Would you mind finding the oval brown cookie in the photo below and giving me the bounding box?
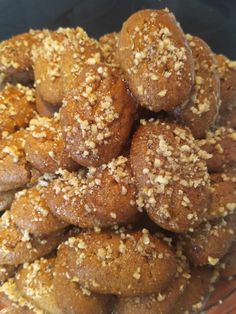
[0,211,66,266]
[0,84,36,139]
[58,230,177,296]
[216,54,236,107]
[99,32,119,65]
[61,31,102,97]
[198,127,236,173]
[175,267,218,314]
[60,64,136,167]
[0,278,39,313]
[11,185,68,236]
[130,120,210,233]
[46,157,139,228]
[207,172,236,220]
[0,30,47,86]
[33,28,87,107]
[216,54,236,129]
[54,249,111,314]
[181,212,236,266]
[24,115,77,174]
[173,35,220,139]
[118,9,194,112]
[0,130,31,192]
[114,247,190,314]
[15,258,62,314]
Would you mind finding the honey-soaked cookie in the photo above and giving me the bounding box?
[0,265,15,284]
[46,157,139,228]
[216,54,236,107]
[221,241,236,279]
[0,278,40,313]
[33,28,86,107]
[175,267,218,314]
[118,9,194,112]
[10,185,68,236]
[35,89,58,118]
[0,211,66,266]
[130,120,210,233]
[61,32,102,97]
[45,169,88,226]
[181,212,236,266]
[0,30,48,86]
[24,115,77,174]
[15,258,62,314]
[207,172,236,220]
[0,84,36,138]
[0,130,31,192]
[84,156,139,226]
[54,248,111,314]
[114,274,188,314]
[216,54,236,129]
[173,35,220,139]
[59,230,177,296]
[99,32,119,65]
[114,247,190,314]
[0,190,17,212]
[60,64,136,167]
[198,127,236,173]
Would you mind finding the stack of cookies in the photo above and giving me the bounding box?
[0,8,235,314]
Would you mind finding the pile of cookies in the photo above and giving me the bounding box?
[0,8,235,314]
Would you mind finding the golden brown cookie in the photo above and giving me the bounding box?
[46,157,139,228]
[216,54,236,107]
[61,31,102,97]
[0,211,66,266]
[0,84,36,139]
[114,247,190,314]
[0,278,39,313]
[175,267,218,314]
[0,30,47,86]
[130,120,210,233]
[181,212,236,266]
[198,127,236,173]
[207,172,236,220]
[10,185,68,236]
[0,130,31,192]
[24,115,77,174]
[173,35,220,138]
[54,248,111,314]
[60,64,136,167]
[216,54,236,129]
[118,9,194,112]
[114,274,187,314]
[33,28,85,106]
[84,157,139,226]
[15,258,62,314]
[59,230,177,296]
[99,32,119,65]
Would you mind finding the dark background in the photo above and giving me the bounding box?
[0,0,236,58]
